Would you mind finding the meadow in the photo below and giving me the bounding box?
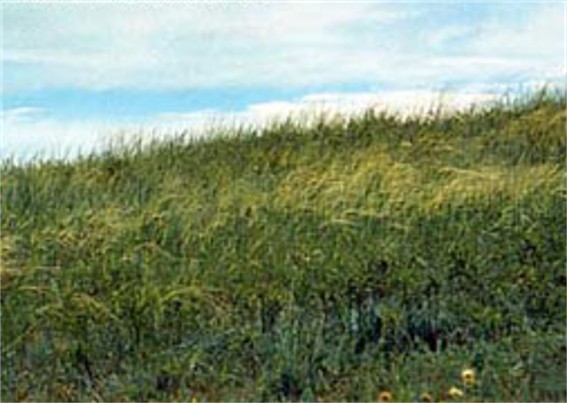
[1,91,565,402]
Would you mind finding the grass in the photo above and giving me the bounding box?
[1,90,566,402]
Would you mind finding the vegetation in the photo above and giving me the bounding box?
[1,91,565,402]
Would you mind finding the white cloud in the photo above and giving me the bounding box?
[1,108,139,161]
[3,3,411,91]
[425,26,475,49]
[3,3,562,92]
[2,107,46,123]
[472,5,563,58]
[469,4,564,77]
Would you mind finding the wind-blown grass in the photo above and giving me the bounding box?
[1,91,565,401]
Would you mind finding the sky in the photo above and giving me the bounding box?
[1,1,565,161]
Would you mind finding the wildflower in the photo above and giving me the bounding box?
[377,390,393,402]
[191,397,197,403]
[461,368,476,386]
[448,386,464,398]
[420,391,433,402]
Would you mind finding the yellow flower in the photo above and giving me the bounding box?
[461,368,476,386]
[377,390,393,402]
[191,397,197,403]
[448,386,464,398]
[420,392,433,402]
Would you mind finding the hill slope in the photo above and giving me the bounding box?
[1,92,566,401]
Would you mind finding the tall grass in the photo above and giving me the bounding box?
[1,91,565,401]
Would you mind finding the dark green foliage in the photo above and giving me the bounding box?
[1,92,565,401]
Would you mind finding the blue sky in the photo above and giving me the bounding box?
[2,1,564,160]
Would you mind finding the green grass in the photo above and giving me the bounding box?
[1,91,566,402]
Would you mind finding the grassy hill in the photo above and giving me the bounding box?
[1,91,565,402]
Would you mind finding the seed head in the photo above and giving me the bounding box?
[420,391,433,402]
[448,386,464,398]
[377,390,393,402]
[461,368,476,386]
